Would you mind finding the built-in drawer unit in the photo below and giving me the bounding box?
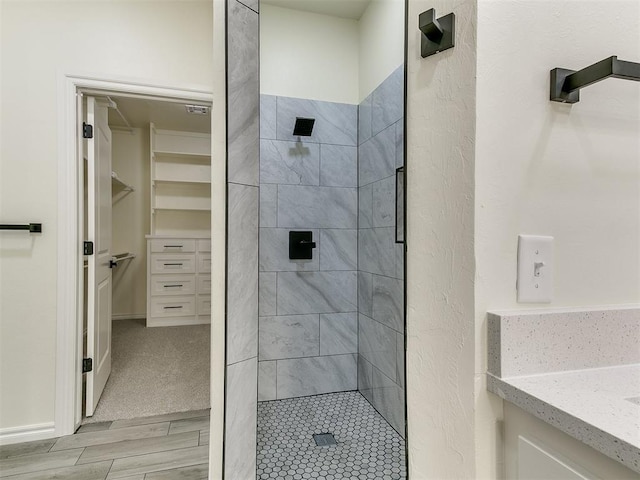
[147,236,212,327]
[197,296,211,315]
[197,254,211,274]
[150,239,196,253]
[150,254,196,274]
[150,275,196,296]
[197,239,211,252]
[197,276,211,295]
[149,296,196,318]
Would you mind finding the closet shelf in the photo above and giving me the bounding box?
[153,178,211,185]
[111,172,135,204]
[152,207,211,212]
[153,151,210,160]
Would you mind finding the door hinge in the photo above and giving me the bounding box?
[83,122,93,139]
[83,241,94,255]
[82,358,93,373]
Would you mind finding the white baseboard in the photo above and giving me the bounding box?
[112,314,146,321]
[0,422,56,445]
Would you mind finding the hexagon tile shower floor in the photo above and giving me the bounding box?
[257,391,407,480]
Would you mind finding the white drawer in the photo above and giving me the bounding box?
[197,296,211,315]
[150,275,195,296]
[197,254,211,273]
[197,275,211,295]
[150,296,195,317]
[150,239,196,253]
[151,254,195,274]
[197,239,211,252]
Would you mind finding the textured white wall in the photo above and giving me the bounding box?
[111,129,150,319]
[260,4,359,104]
[0,0,212,431]
[358,0,405,101]
[405,0,477,477]
[475,1,640,476]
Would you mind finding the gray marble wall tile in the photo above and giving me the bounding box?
[358,94,373,145]
[278,185,357,229]
[359,124,396,186]
[396,332,405,389]
[224,357,257,479]
[359,314,397,381]
[358,355,374,404]
[259,314,319,360]
[319,144,357,187]
[276,97,357,146]
[259,272,276,316]
[277,354,357,399]
[319,229,357,271]
[237,0,259,12]
[260,139,320,186]
[372,175,396,228]
[260,95,276,139]
[258,361,276,401]
[227,183,258,365]
[372,275,404,332]
[320,312,357,355]
[372,66,404,136]
[277,271,357,315]
[358,227,396,277]
[227,0,259,186]
[395,119,404,168]
[358,183,373,229]
[371,367,405,437]
[260,228,319,272]
[260,184,277,228]
[357,271,373,317]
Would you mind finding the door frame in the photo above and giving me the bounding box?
[55,73,221,442]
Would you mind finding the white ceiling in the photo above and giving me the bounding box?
[107,96,210,134]
[262,0,371,20]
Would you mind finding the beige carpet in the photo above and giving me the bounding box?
[84,319,210,424]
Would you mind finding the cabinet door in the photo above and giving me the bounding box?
[518,437,598,480]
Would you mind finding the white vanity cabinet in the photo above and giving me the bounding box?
[504,403,639,480]
[146,236,211,327]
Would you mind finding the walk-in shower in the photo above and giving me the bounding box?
[254,1,407,478]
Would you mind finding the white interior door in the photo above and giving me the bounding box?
[85,96,113,417]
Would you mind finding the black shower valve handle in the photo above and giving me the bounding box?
[299,240,316,248]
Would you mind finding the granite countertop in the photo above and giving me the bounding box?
[488,364,640,473]
[487,307,640,474]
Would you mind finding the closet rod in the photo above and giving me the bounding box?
[550,56,640,103]
[0,223,42,233]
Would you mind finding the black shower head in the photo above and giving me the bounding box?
[293,117,315,136]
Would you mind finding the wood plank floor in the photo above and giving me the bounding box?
[0,410,210,479]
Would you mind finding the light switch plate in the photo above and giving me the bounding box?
[517,235,554,303]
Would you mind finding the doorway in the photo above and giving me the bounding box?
[56,75,215,436]
[77,89,213,426]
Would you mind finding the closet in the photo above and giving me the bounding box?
[82,94,212,421]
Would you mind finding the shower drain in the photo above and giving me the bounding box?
[313,433,337,447]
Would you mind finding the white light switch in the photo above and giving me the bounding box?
[517,235,554,303]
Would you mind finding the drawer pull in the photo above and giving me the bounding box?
[163,284,184,288]
[163,263,183,266]
[164,245,183,248]
[163,305,183,309]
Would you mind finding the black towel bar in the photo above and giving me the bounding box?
[0,223,42,233]
[550,56,640,103]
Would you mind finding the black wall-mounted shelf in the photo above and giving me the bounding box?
[550,56,640,103]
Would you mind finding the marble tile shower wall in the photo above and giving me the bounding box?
[258,94,359,401]
[357,66,405,438]
[225,0,259,478]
